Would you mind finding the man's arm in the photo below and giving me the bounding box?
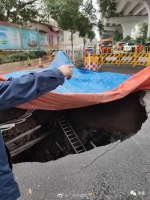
[0,67,69,110]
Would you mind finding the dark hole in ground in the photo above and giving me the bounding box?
[1,91,147,163]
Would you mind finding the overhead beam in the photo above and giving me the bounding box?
[132,4,145,15]
[117,1,127,13]
[141,8,148,15]
[123,2,138,15]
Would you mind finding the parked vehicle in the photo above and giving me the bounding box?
[136,43,143,52]
[115,42,125,51]
[100,38,113,53]
[124,42,136,52]
[145,42,150,52]
[84,46,94,54]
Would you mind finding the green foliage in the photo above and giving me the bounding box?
[46,0,82,31]
[86,29,95,41]
[97,20,104,35]
[46,0,83,48]
[77,13,91,44]
[81,0,97,24]
[0,50,46,64]
[139,22,148,39]
[78,0,96,44]
[111,31,123,43]
[135,22,148,45]
[98,0,118,19]
[123,35,132,43]
[146,37,150,42]
[46,0,96,47]
[135,36,145,45]
[0,0,46,24]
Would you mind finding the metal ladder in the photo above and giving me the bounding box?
[58,116,86,154]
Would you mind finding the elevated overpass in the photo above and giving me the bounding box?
[101,0,150,38]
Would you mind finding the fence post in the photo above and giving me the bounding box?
[148,52,150,66]
[81,45,84,61]
[88,52,91,70]
[133,49,137,67]
[72,48,75,63]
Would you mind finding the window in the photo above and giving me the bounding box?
[39,32,49,45]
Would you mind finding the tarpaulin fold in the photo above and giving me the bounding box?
[1,50,150,110]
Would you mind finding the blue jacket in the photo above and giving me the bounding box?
[0,68,64,200]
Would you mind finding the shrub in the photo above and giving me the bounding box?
[0,50,47,64]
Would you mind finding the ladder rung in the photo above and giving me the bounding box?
[65,131,73,133]
[74,145,83,149]
[69,137,77,141]
[68,135,77,139]
[63,127,72,130]
[58,116,86,153]
[67,133,75,137]
[72,141,81,145]
[77,150,85,153]
[61,123,69,127]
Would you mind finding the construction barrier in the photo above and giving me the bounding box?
[84,51,150,68]
[38,57,43,68]
[49,49,59,59]
[101,53,120,66]
[27,57,31,67]
[119,52,135,65]
[84,54,98,71]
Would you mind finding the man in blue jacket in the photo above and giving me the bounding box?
[0,65,73,200]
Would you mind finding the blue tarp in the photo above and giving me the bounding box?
[4,50,132,94]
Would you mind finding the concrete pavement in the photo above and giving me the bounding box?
[13,92,150,200]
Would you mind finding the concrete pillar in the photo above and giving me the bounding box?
[144,0,150,38]
[121,23,135,38]
[108,16,147,39]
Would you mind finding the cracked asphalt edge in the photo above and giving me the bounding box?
[74,141,121,174]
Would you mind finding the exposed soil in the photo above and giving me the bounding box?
[9,91,147,164]
[65,92,146,135]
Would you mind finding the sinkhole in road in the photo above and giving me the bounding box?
[2,91,146,164]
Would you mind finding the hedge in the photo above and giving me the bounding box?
[0,50,47,64]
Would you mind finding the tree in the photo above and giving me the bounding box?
[0,0,45,24]
[78,0,96,45]
[87,29,95,41]
[135,36,145,45]
[77,13,92,45]
[123,35,132,43]
[139,22,148,39]
[147,37,150,42]
[98,0,118,19]
[81,0,97,24]
[135,22,148,45]
[97,20,104,36]
[111,31,123,43]
[45,0,83,50]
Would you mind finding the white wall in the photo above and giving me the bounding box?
[61,31,90,45]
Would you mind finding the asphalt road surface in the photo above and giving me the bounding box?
[13,92,150,200]
[99,64,145,74]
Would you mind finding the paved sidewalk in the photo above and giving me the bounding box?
[0,58,52,75]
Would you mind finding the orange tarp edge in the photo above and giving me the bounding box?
[1,67,150,110]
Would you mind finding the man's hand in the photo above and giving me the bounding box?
[58,65,74,80]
